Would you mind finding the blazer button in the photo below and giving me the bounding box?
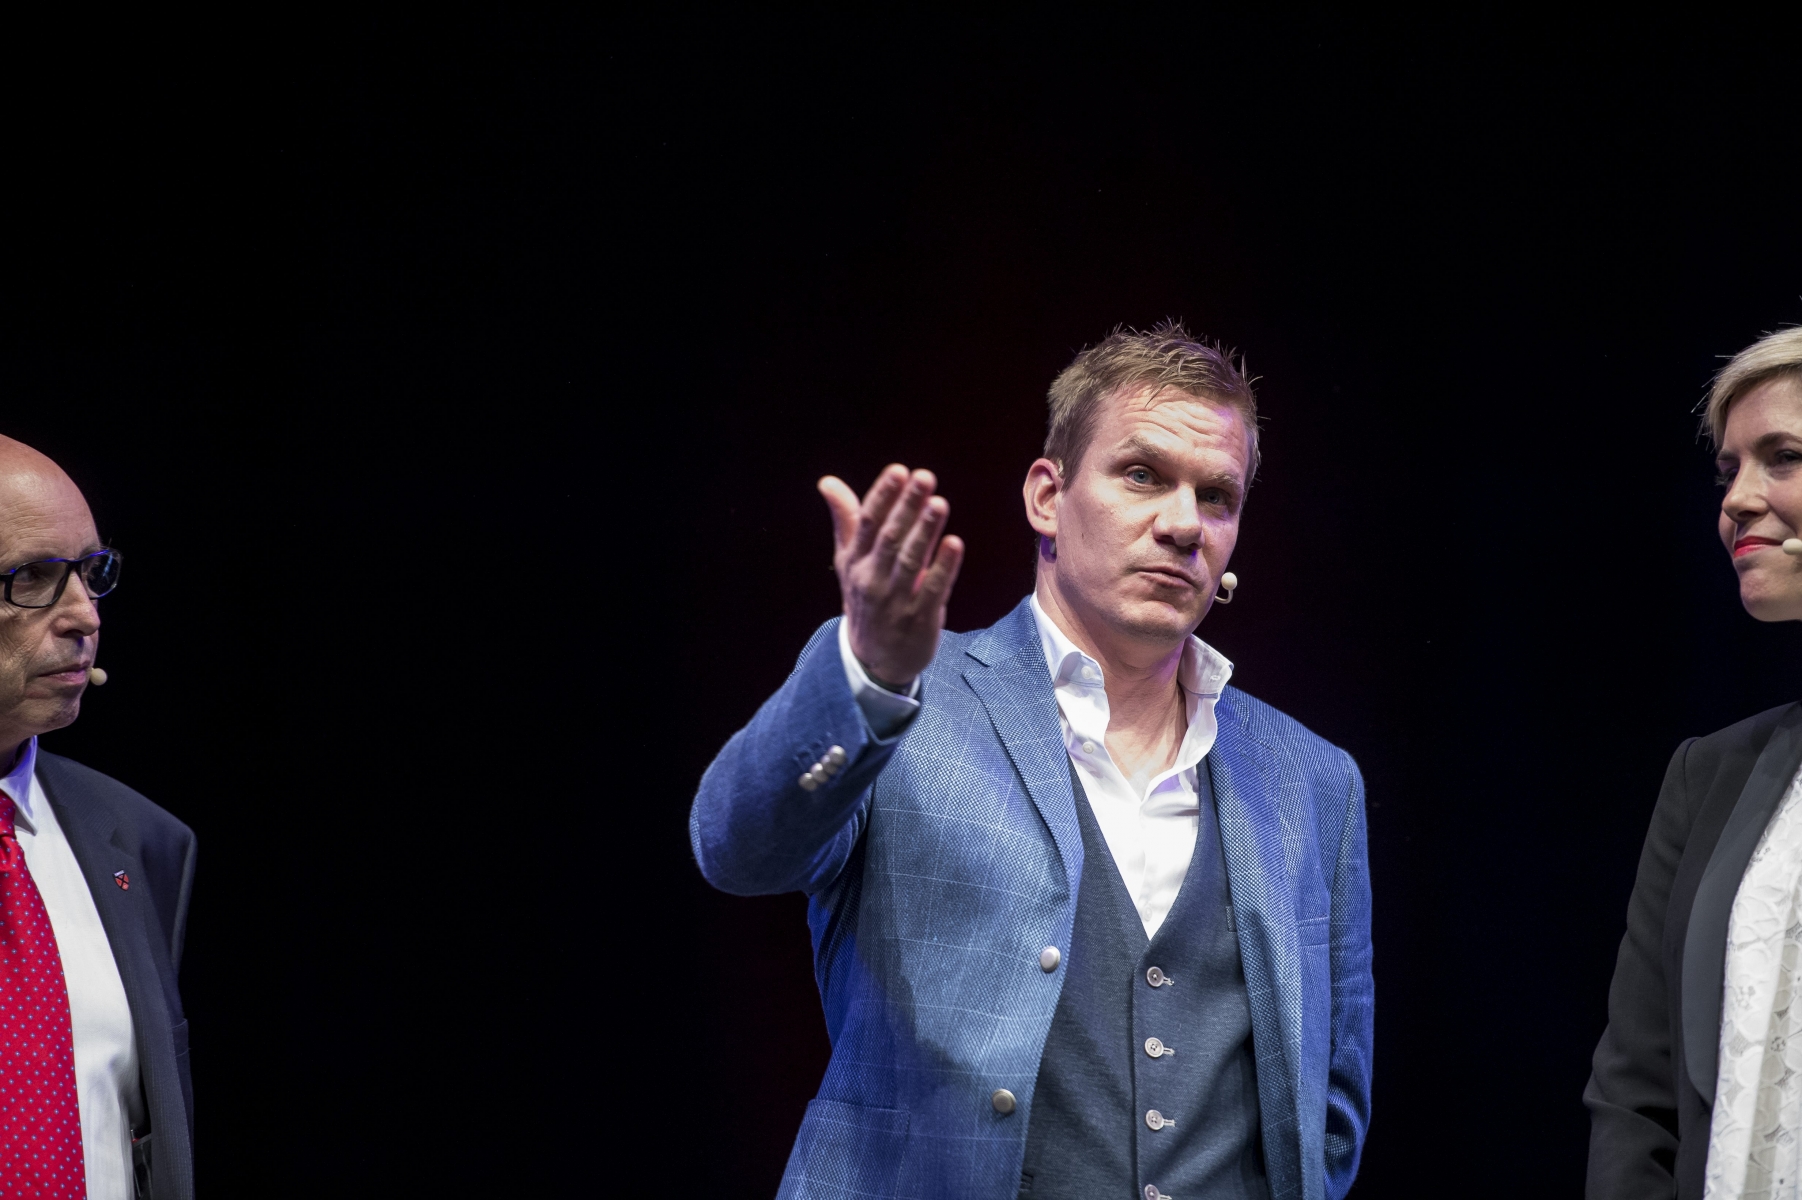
[797,772,819,792]
[1038,946,1061,972]
[990,1089,1016,1115]
[824,745,847,768]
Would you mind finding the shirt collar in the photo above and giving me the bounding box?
[0,736,37,828]
[1029,592,1233,699]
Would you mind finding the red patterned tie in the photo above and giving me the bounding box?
[0,789,87,1198]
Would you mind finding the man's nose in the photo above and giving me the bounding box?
[1156,487,1205,548]
[52,576,101,636]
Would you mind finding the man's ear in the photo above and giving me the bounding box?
[1023,458,1062,541]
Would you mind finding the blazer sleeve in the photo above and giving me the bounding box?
[1584,737,1697,1198]
[689,618,904,896]
[168,822,198,973]
[1324,749,1374,1200]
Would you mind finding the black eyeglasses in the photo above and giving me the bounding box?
[0,549,123,609]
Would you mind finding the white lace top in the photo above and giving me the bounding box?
[1707,764,1802,1199]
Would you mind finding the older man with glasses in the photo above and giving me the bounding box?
[0,435,194,1200]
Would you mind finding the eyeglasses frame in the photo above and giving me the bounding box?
[0,549,124,610]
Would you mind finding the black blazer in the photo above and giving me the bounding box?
[1586,701,1802,1199]
[36,750,197,1200]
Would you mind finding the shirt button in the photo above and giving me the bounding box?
[1145,1109,1169,1131]
[1082,666,1099,681]
[1039,946,1061,972]
[991,1089,1017,1115]
[1081,740,1097,755]
[1146,966,1169,987]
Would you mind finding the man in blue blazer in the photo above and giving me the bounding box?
[692,323,1373,1200]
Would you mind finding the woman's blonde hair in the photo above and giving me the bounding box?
[1703,326,1802,448]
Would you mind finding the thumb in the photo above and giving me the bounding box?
[818,476,860,552]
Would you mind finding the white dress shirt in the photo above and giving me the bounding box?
[3,738,142,1200]
[1707,762,1802,1199]
[839,596,1234,937]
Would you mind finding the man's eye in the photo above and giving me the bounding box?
[1716,468,1738,488]
[1127,469,1153,485]
[1201,489,1227,506]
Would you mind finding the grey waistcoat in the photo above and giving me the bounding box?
[1019,761,1268,1200]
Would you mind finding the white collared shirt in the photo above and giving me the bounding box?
[2,738,141,1200]
[838,599,1234,937]
[1029,594,1232,937]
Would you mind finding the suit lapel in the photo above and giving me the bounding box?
[36,759,192,1177]
[961,600,1084,899]
[1208,693,1304,1188]
[1682,704,1802,1103]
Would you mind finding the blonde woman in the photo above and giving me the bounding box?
[1587,326,1802,1199]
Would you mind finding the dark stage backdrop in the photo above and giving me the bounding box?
[3,11,1800,1199]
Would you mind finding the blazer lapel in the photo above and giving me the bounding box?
[961,600,1084,899]
[1208,693,1305,1190]
[1682,703,1802,1103]
[37,763,193,1184]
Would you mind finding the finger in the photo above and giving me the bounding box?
[894,495,948,580]
[818,476,861,553]
[920,533,965,603]
[852,464,910,558]
[872,469,936,575]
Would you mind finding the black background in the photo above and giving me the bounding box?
[5,11,1801,1198]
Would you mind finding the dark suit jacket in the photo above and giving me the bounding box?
[1586,701,1802,1199]
[36,750,197,1200]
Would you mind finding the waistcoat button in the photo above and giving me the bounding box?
[1145,1109,1171,1131]
[991,1088,1017,1114]
[1146,966,1171,987]
[1039,946,1061,972]
[1144,1037,1169,1058]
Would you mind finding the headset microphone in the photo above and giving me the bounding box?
[86,667,107,687]
[1785,540,1802,557]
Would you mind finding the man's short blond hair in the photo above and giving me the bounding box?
[1045,320,1260,478]
[1703,326,1802,448]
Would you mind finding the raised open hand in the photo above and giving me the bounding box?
[819,464,965,689]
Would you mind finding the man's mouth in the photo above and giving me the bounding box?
[1136,566,1199,589]
[1734,535,1784,558]
[36,663,90,682]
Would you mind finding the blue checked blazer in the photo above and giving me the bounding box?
[691,598,1374,1200]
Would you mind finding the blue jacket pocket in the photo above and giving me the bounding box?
[780,1099,911,1199]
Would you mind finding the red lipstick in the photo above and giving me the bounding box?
[1734,536,1783,558]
